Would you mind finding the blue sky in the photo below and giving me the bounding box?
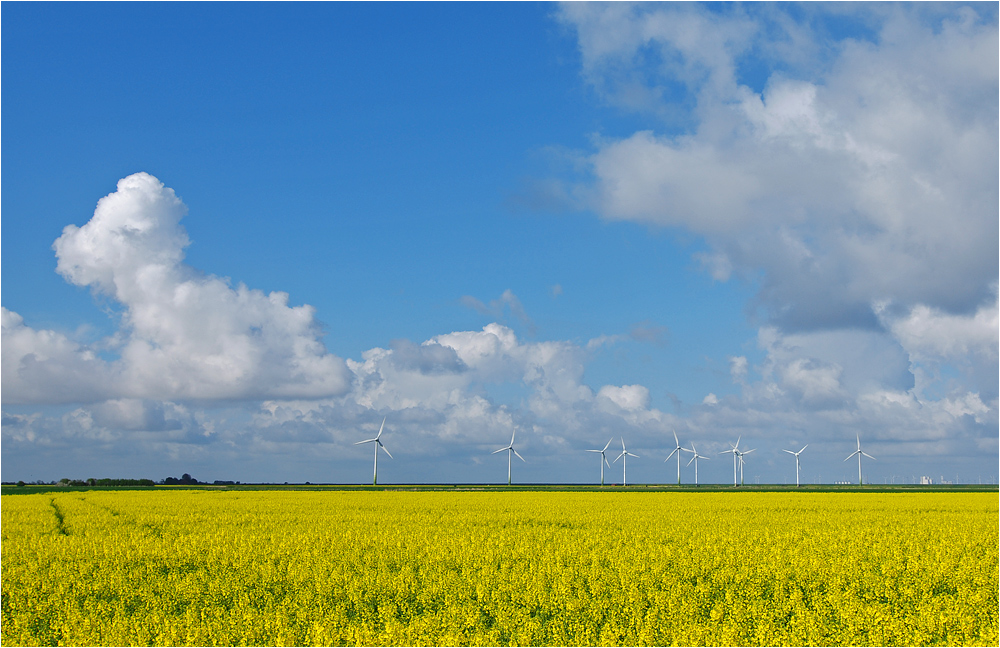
[3,2,997,486]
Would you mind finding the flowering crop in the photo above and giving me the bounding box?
[2,490,996,646]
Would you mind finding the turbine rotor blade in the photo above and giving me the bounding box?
[492,447,507,455]
[800,445,808,453]
[666,448,678,461]
[783,449,795,455]
[862,452,875,460]
[513,449,525,462]
[379,443,393,459]
[603,438,613,452]
[376,417,386,439]
[355,438,377,445]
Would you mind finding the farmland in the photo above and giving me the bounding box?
[2,490,996,646]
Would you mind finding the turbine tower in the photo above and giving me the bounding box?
[665,430,684,485]
[684,443,710,486]
[585,438,614,486]
[492,429,525,486]
[844,435,875,485]
[354,417,392,486]
[613,437,639,486]
[782,445,808,487]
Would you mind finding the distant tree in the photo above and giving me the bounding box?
[165,474,198,485]
[16,481,25,487]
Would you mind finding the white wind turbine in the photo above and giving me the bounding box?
[613,437,639,486]
[720,436,742,486]
[354,417,392,486]
[585,438,614,486]
[782,444,808,487]
[844,434,875,485]
[684,443,710,486]
[492,429,525,486]
[665,430,684,485]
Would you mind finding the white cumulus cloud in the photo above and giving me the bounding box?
[3,173,351,405]
[558,4,998,332]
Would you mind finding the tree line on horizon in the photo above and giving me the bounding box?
[4,473,241,487]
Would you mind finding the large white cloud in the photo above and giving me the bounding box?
[558,4,998,331]
[3,173,351,404]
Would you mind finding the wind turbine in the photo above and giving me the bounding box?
[684,443,710,486]
[613,438,639,486]
[492,429,525,486]
[844,434,875,485]
[585,438,614,486]
[354,417,392,486]
[665,430,684,485]
[720,437,742,486]
[782,445,808,487]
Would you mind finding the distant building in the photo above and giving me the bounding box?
[920,476,933,485]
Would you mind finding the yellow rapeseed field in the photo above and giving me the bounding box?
[1,490,996,646]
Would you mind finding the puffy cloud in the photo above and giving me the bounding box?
[597,384,651,412]
[875,295,999,402]
[729,356,748,384]
[248,323,673,459]
[875,297,999,364]
[557,4,998,331]
[3,173,351,405]
[2,308,113,404]
[89,399,191,433]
